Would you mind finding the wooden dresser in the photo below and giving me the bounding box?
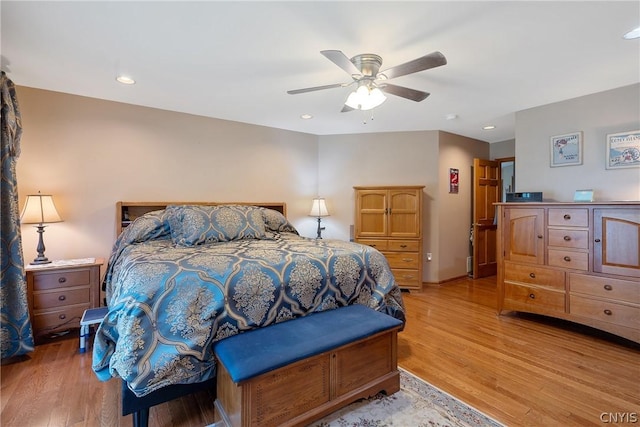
[354,186,424,291]
[496,202,639,343]
[26,259,103,342]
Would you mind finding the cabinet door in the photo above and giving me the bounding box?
[355,189,388,237]
[388,189,421,238]
[503,208,545,264]
[594,208,640,278]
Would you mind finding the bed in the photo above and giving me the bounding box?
[91,202,406,418]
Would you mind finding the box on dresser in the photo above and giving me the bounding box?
[496,202,639,343]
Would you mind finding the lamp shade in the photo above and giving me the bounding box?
[309,198,329,217]
[20,193,62,224]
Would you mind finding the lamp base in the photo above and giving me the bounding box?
[31,256,51,265]
[31,224,51,264]
[315,217,325,239]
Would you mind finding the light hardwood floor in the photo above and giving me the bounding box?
[2,276,638,426]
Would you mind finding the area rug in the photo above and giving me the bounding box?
[309,368,504,427]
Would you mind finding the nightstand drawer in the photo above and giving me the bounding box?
[548,249,588,271]
[32,305,89,333]
[504,262,565,290]
[387,240,420,252]
[33,269,91,291]
[384,252,419,269]
[33,288,90,310]
[548,208,588,227]
[548,229,589,249]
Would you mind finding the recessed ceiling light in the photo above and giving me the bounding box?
[483,125,496,130]
[300,114,313,119]
[623,26,640,40]
[116,75,136,85]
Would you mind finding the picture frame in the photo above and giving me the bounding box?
[606,130,640,169]
[449,168,459,193]
[550,132,582,167]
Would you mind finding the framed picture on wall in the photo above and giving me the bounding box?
[550,132,583,167]
[606,130,640,169]
[449,168,459,193]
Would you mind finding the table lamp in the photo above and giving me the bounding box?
[309,198,330,239]
[20,192,62,264]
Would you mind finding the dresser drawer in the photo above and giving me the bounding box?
[355,239,388,251]
[504,262,565,290]
[384,252,419,269]
[504,283,565,315]
[33,269,91,291]
[387,240,420,252]
[569,273,640,304]
[548,229,589,249]
[548,208,588,227]
[33,288,90,310]
[391,268,420,288]
[32,304,89,333]
[548,249,588,271]
[570,295,640,328]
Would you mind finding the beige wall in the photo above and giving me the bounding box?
[17,87,319,265]
[18,83,634,285]
[437,132,490,280]
[516,83,640,201]
[318,130,489,283]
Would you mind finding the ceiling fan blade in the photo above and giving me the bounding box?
[379,83,430,102]
[287,83,347,95]
[379,51,447,80]
[321,50,362,77]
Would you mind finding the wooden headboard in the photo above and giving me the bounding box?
[116,201,287,236]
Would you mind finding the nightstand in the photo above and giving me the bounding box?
[25,258,103,342]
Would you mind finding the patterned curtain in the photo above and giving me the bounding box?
[0,71,34,358]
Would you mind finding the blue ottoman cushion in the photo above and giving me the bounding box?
[214,304,402,383]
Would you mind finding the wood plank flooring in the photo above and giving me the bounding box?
[2,276,638,426]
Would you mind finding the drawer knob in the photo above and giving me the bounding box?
[604,284,613,291]
[537,235,543,239]
[563,256,571,262]
[369,244,376,247]
[563,214,571,220]
[529,273,536,279]
[402,258,413,262]
[58,295,66,301]
[604,309,612,316]
[58,277,67,283]
[400,244,407,248]
[594,238,601,243]
[563,235,571,241]
[59,314,66,320]
[529,293,535,299]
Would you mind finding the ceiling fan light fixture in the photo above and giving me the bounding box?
[345,85,387,111]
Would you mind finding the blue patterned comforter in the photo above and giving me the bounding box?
[92,207,405,397]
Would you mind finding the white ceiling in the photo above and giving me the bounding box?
[2,1,639,143]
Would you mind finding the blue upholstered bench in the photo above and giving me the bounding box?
[214,304,403,427]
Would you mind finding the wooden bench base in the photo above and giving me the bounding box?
[215,328,400,427]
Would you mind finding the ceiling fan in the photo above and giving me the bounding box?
[287,50,447,112]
